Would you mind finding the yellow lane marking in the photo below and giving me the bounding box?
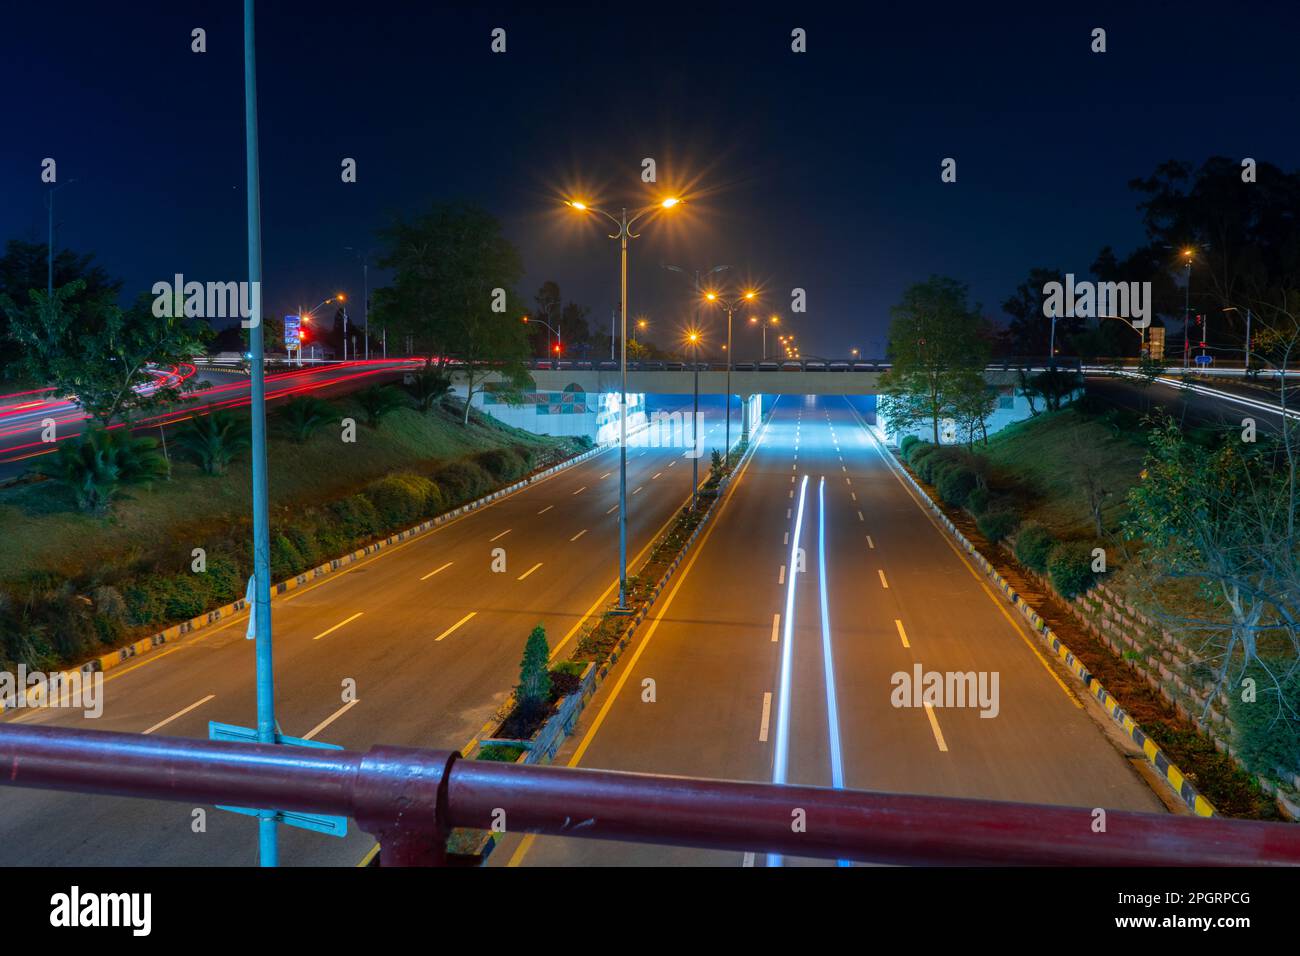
[895,619,911,648]
[311,612,364,642]
[435,612,478,642]
[517,562,543,581]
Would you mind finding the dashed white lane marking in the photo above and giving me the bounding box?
[789,489,794,499]
[606,504,618,514]
[570,529,588,542]
[857,511,865,522]
[518,562,544,581]
[143,695,215,735]
[536,505,553,515]
[490,529,511,542]
[759,692,773,742]
[304,699,360,741]
[633,486,643,495]
[923,702,949,752]
[652,472,662,480]
[435,611,478,642]
[787,508,792,519]
[421,561,454,581]
[895,619,910,648]
[878,570,889,589]
[771,613,781,643]
[778,565,786,585]
[599,472,612,479]
[850,492,857,501]
[783,532,789,545]
[866,535,874,549]
[572,486,587,495]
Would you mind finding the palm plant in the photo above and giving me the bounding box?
[280,396,337,443]
[36,428,169,514]
[355,384,408,428]
[406,367,452,414]
[173,410,251,476]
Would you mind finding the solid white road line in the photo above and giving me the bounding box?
[570,529,588,542]
[435,611,477,642]
[895,619,910,648]
[758,692,773,742]
[490,529,511,542]
[312,611,364,642]
[420,561,453,581]
[518,562,543,580]
[142,695,215,735]
[923,702,949,752]
[304,699,360,740]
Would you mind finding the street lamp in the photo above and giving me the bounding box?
[704,288,757,464]
[302,294,345,362]
[1223,306,1253,372]
[345,247,379,358]
[684,328,703,509]
[522,314,561,360]
[748,313,779,360]
[566,194,683,610]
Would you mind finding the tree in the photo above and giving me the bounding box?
[517,624,551,714]
[947,369,997,447]
[35,428,168,514]
[173,410,251,476]
[1,282,207,424]
[1026,368,1081,412]
[1124,414,1300,724]
[878,276,990,444]
[1001,267,1080,356]
[280,396,336,443]
[372,203,532,422]
[0,240,122,381]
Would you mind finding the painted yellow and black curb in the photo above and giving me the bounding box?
[851,410,1216,817]
[0,441,613,714]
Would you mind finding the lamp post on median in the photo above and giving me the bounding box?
[705,288,757,465]
[750,313,779,360]
[566,195,683,610]
[684,328,703,508]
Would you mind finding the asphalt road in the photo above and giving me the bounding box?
[0,397,731,866]
[501,395,1164,867]
[1086,372,1298,435]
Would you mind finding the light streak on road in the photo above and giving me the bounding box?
[816,477,849,867]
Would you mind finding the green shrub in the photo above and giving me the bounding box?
[475,447,525,482]
[367,473,436,529]
[1014,523,1055,573]
[435,460,492,504]
[918,450,959,484]
[906,441,936,465]
[937,465,977,507]
[977,509,1018,544]
[1047,541,1097,597]
[270,533,305,580]
[899,435,920,457]
[476,744,526,763]
[1227,659,1300,777]
[517,624,552,713]
[965,486,990,515]
[284,528,321,570]
[328,494,382,541]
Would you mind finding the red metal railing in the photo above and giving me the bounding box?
[2,724,1298,866]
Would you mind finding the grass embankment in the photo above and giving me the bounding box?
[0,392,586,671]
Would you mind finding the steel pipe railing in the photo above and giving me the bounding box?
[1,724,1297,866]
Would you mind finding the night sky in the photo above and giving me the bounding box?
[4,1,1298,358]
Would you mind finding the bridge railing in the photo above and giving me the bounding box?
[2,725,1297,866]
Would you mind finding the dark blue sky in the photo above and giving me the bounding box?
[4,1,1298,358]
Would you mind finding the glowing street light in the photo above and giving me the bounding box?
[703,288,759,463]
[565,193,684,609]
[683,327,704,508]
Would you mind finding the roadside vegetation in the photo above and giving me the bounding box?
[0,388,588,673]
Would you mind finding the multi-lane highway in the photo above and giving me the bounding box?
[0,398,731,865]
[501,395,1164,867]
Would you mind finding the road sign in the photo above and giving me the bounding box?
[283,314,301,348]
[207,721,348,837]
[1194,354,1214,367]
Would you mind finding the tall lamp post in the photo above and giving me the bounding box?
[684,329,703,508]
[750,313,779,359]
[1223,306,1253,372]
[45,178,78,297]
[345,247,378,358]
[566,195,682,610]
[1180,246,1196,370]
[705,289,757,464]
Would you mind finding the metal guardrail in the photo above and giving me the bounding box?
[1,725,1297,866]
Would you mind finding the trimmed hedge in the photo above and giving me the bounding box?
[1014,523,1056,573]
[965,486,990,515]
[898,435,920,458]
[937,465,977,507]
[977,509,1019,544]
[367,472,438,529]
[1227,658,1300,777]
[1047,540,1096,597]
[435,460,492,505]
